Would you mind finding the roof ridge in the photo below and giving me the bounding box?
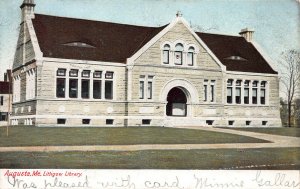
[34,13,166,29]
[196,31,243,38]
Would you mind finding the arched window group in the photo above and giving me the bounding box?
[161,42,197,66]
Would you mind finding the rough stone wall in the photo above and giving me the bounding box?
[33,61,127,126]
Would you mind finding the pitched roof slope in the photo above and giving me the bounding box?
[197,32,277,74]
[32,14,167,63]
[32,14,277,74]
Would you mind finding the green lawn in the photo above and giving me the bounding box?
[1,148,299,169]
[223,127,300,137]
[0,126,269,147]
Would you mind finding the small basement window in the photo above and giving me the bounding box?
[262,121,268,126]
[106,119,114,125]
[57,119,66,124]
[246,121,251,126]
[142,119,151,125]
[82,119,90,125]
[206,120,214,125]
[228,120,234,126]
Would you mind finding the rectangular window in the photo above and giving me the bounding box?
[228,120,234,126]
[0,113,7,121]
[69,69,78,77]
[206,120,214,125]
[56,78,66,98]
[244,80,250,87]
[262,121,268,126]
[204,85,207,102]
[236,88,241,104]
[0,96,3,106]
[253,81,258,87]
[81,79,90,99]
[227,87,232,103]
[252,88,257,104]
[105,72,114,79]
[93,80,101,99]
[82,70,90,78]
[187,52,194,66]
[82,119,90,125]
[69,79,78,98]
[147,81,152,99]
[210,85,214,102]
[261,89,265,105]
[210,81,215,102]
[57,119,66,124]
[142,119,151,125]
[163,50,169,64]
[57,69,66,76]
[174,51,182,65]
[227,79,233,86]
[244,88,249,104]
[93,71,102,78]
[139,81,144,99]
[105,81,113,99]
[246,121,251,126]
[106,119,114,125]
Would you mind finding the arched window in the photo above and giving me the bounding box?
[187,46,195,66]
[163,44,170,64]
[174,43,184,65]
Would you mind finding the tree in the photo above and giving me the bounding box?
[280,50,300,127]
[280,98,288,126]
[294,99,300,127]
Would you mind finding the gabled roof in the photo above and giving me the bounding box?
[0,82,12,94]
[32,14,277,74]
[196,32,277,74]
[32,14,167,63]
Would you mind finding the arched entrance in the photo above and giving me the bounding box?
[160,79,199,117]
[166,87,187,116]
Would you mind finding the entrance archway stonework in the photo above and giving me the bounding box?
[160,79,199,117]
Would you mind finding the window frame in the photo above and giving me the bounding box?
[69,69,78,77]
[174,43,184,65]
[162,44,170,64]
[187,46,195,66]
[0,96,3,106]
[82,70,90,78]
[69,79,78,98]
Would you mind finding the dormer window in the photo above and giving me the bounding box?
[163,44,170,64]
[62,42,95,48]
[174,43,184,65]
[225,56,247,61]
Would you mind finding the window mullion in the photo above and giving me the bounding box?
[65,69,69,99]
[101,72,105,99]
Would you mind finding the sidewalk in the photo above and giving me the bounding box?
[0,127,299,152]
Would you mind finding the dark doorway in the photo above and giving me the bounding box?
[166,87,187,116]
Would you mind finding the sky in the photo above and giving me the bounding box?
[0,0,299,80]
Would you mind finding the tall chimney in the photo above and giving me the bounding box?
[20,0,35,21]
[239,28,254,42]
